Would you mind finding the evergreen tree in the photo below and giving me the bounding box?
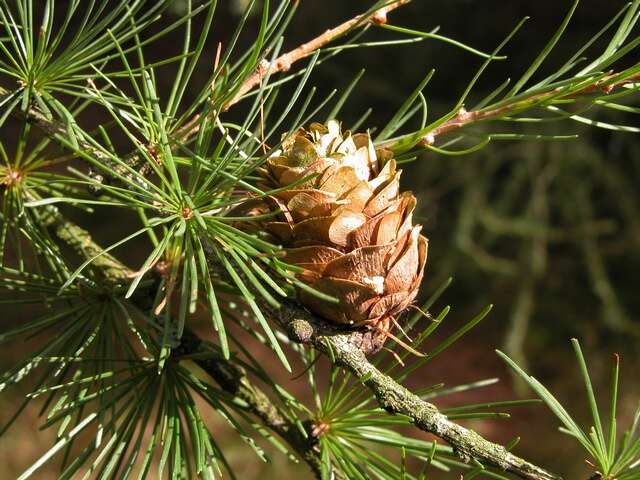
[1,1,638,478]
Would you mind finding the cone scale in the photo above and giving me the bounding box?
[256,121,428,353]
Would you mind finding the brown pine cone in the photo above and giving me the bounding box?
[255,121,428,353]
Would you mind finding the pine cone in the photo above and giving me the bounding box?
[257,121,428,353]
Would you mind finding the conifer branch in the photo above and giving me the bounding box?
[0,86,150,190]
[6,61,631,480]
[36,205,338,479]
[5,66,638,195]
[223,0,410,110]
[400,70,640,148]
[8,86,560,480]
[39,199,557,479]
[177,330,340,480]
[39,205,133,283]
[3,2,638,478]
[2,1,411,189]
[258,298,561,480]
[201,247,559,480]
[175,0,410,142]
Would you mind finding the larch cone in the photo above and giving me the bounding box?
[253,121,428,354]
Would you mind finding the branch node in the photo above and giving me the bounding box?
[257,58,270,75]
[372,10,389,25]
[420,133,435,146]
[275,57,292,72]
[287,318,314,343]
[457,107,471,122]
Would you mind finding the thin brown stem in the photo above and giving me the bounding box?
[174,0,410,142]
[223,0,410,111]
[406,71,640,148]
